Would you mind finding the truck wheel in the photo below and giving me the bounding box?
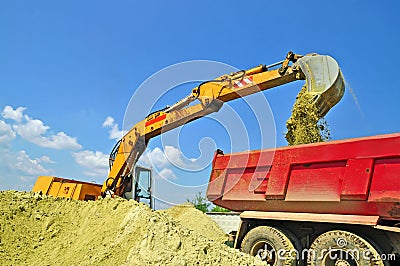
[307,230,385,266]
[241,226,298,265]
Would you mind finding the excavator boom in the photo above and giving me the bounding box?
[32,52,345,202]
[102,52,345,198]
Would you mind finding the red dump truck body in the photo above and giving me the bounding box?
[207,133,400,221]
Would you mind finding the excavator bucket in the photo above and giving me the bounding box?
[296,54,345,117]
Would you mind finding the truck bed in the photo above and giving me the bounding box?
[207,133,400,220]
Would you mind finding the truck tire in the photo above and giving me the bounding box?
[241,226,298,265]
[307,230,385,266]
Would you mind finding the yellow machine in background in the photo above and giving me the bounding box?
[32,52,345,207]
[33,166,153,206]
[33,176,102,201]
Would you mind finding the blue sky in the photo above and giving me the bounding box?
[1,1,399,208]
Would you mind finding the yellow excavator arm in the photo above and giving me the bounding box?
[102,52,345,198]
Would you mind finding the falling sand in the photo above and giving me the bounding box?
[285,85,330,145]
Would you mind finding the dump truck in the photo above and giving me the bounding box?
[33,51,344,207]
[207,133,400,265]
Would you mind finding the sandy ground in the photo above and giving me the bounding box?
[0,191,265,265]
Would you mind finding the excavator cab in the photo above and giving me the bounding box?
[129,166,154,209]
[122,166,154,209]
[295,54,345,117]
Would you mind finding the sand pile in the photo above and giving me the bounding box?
[0,191,264,266]
[159,204,227,243]
[285,85,330,145]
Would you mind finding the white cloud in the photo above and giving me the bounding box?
[102,116,114,127]
[38,155,55,164]
[157,168,177,180]
[2,106,26,122]
[13,117,48,137]
[139,147,167,168]
[72,150,109,177]
[0,148,54,190]
[0,120,16,143]
[14,150,51,176]
[138,145,199,182]
[139,145,195,169]
[102,116,124,140]
[2,106,82,150]
[13,121,82,150]
[39,132,81,150]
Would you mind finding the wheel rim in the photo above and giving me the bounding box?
[321,249,359,266]
[250,239,277,264]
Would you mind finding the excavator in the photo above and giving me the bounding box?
[32,52,345,208]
